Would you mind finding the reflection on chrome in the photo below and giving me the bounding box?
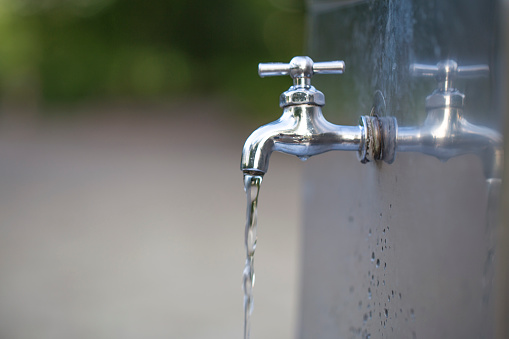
[398,60,503,179]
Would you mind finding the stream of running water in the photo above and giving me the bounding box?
[242,173,263,339]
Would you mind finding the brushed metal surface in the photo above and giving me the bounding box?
[300,0,504,338]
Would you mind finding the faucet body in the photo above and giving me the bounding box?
[397,106,502,158]
[397,108,503,179]
[241,104,362,174]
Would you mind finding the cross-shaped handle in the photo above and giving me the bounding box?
[258,56,345,88]
[410,60,489,91]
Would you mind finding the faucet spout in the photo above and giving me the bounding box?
[241,105,363,174]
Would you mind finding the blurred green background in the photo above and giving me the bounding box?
[0,2,306,338]
[0,0,305,118]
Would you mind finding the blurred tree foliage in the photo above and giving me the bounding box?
[0,0,305,116]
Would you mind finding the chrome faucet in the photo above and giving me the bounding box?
[240,56,395,175]
[397,60,503,179]
[241,57,503,180]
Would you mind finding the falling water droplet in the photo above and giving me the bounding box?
[368,287,372,299]
[384,309,388,318]
[298,156,308,161]
[371,252,375,261]
[376,259,380,267]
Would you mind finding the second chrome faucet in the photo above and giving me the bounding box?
[240,56,503,180]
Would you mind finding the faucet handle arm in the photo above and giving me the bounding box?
[409,63,439,77]
[258,63,291,77]
[312,61,345,74]
[456,64,490,78]
[259,56,344,87]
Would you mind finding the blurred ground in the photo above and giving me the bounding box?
[0,101,302,339]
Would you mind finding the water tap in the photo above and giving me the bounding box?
[398,60,503,179]
[240,56,396,175]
